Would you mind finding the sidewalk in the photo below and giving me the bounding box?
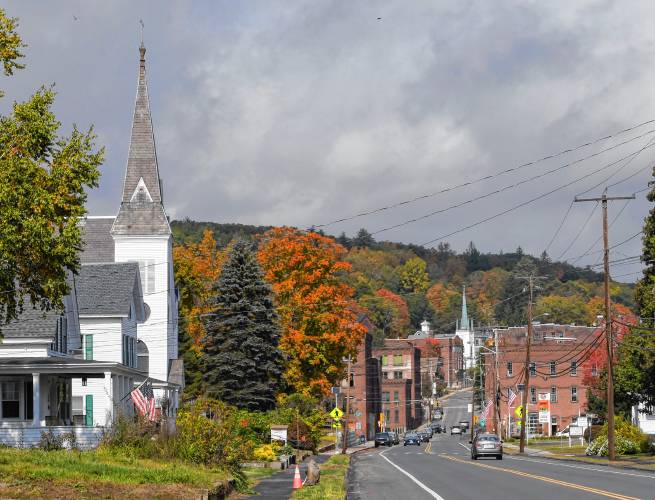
[333,440,375,455]
[246,454,331,500]
[503,443,554,457]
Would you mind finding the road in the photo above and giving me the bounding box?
[348,390,654,499]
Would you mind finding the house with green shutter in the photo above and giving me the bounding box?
[0,268,147,448]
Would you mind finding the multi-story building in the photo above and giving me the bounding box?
[407,321,464,390]
[342,327,381,440]
[484,323,600,437]
[373,340,422,431]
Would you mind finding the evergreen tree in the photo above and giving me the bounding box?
[495,257,538,326]
[352,228,376,248]
[202,240,284,411]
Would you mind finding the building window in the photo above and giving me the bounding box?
[382,391,390,403]
[517,384,525,393]
[383,371,389,380]
[529,362,536,376]
[382,355,389,366]
[571,387,578,403]
[394,371,402,380]
[393,391,399,402]
[131,259,155,294]
[384,409,390,423]
[570,361,577,376]
[1,381,20,419]
[393,354,403,366]
[591,364,598,376]
[394,409,399,423]
[530,386,536,404]
[550,361,556,376]
[507,361,513,376]
[84,334,93,361]
[550,386,557,403]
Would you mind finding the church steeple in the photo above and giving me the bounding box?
[460,285,470,331]
[112,43,170,236]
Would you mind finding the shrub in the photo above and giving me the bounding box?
[39,429,63,450]
[585,415,649,456]
[252,443,280,462]
[174,398,252,473]
[99,414,158,459]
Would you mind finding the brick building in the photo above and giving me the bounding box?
[342,329,381,440]
[484,323,600,437]
[373,339,422,431]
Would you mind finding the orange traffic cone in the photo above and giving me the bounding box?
[292,464,302,489]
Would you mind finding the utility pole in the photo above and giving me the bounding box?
[518,275,546,453]
[493,328,500,436]
[341,355,352,454]
[575,191,634,461]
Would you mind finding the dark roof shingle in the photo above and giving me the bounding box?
[76,262,140,317]
[79,217,115,263]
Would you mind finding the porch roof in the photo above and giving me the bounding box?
[0,357,144,378]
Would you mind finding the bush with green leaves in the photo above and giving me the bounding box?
[585,415,649,456]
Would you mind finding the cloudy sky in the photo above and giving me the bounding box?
[4,1,653,280]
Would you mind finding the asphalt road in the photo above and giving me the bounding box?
[348,390,655,499]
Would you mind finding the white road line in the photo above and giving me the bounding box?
[379,448,446,500]
[507,455,655,480]
[458,442,471,451]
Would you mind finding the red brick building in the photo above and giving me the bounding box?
[407,322,464,391]
[484,323,600,437]
[343,330,381,440]
[373,339,422,432]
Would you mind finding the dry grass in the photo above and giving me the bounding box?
[292,454,349,500]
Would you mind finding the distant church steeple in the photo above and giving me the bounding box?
[460,285,470,331]
[112,41,170,236]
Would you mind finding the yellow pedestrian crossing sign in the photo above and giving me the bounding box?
[514,405,524,419]
[330,407,344,421]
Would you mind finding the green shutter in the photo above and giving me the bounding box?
[85,395,93,426]
[85,335,93,360]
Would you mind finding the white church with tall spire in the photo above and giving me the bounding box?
[78,42,182,414]
[454,286,476,369]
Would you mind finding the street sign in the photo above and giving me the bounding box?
[569,425,583,436]
[538,400,550,423]
[577,417,588,427]
[467,403,473,413]
[331,387,341,395]
[538,393,549,402]
[329,407,344,420]
[587,413,597,419]
[331,422,341,429]
[514,405,524,418]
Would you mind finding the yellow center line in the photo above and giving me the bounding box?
[439,454,641,500]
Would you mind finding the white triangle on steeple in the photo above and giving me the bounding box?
[130,177,153,203]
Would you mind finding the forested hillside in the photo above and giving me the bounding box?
[171,220,636,345]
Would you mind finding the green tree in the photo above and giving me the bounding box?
[0,10,103,332]
[396,256,430,294]
[495,257,538,326]
[534,294,587,325]
[202,241,284,410]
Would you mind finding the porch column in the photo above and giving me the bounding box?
[32,373,40,427]
[104,372,113,425]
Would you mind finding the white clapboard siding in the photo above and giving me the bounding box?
[0,425,104,450]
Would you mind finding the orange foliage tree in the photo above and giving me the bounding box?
[376,288,410,336]
[257,227,367,397]
[426,283,457,314]
[173,229,225,349]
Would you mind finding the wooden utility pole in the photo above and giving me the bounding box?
[575,191,634,461]
[341,355,352,454]
[518,275,546,453]
[493,328,500,436]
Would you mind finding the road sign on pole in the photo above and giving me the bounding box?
[329,407,344,421]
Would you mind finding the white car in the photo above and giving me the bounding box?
[451,426,462,435]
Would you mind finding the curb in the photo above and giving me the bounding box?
[506,448,655,474]
[198,478,237,500]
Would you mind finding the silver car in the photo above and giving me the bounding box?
[471,433,503,460]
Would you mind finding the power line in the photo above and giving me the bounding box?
[315,122,655,229]
[556,202,599,260]
[420,144,655,246]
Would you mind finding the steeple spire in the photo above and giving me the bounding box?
[112,42,170,236]
[460,285,470,331]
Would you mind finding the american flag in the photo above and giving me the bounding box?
[131,380,156,421]
[481,399,493,419]
[508,388,517,408]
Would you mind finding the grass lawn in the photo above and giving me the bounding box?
[0,447,231,499]
[292,454,349,500]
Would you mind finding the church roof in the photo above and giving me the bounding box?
[112,43,170,236]
[79,217,115,263]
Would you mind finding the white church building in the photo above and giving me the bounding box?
[74,42,183,421]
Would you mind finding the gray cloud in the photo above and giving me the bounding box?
[3,0,651,280]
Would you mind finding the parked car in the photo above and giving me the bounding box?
[374,432,393,448]
[433,409,443,420]
[417,430,430,442]
[471,433,503,460]
[425,427,434,438]
[451,425,462,436]
[431,422,443,433]
[389,431,400,445]
[404,432,421,446]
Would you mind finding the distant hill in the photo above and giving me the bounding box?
[171,219,636,336]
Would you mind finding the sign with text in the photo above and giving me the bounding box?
[569,425,583,436]
[538,400,550,423]
[577,417,588,427]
